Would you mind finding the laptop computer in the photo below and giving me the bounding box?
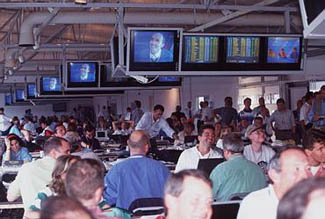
[211,200,241,219]
[197,158,225,175]
[96,130,107,141]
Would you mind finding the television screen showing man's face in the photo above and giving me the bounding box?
[50,78,57,90]
[150,33,165,55]
[80,64,89,81]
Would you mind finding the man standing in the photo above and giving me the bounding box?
[304,129,325,177]
[175,125,223,172]
[7,137,70,212]
[164,169,213,219]
[136,104,178,139]
[309,86,325,129]
[131,100,144,126]
[300,92,313,133]
[214,97,238,128]
[171,105,186,121]
[237,147,311,219]
[253,97,266,116]
[0,107,12,135]
[244,124,275,172]
[103,130,170,210]
[270,98,296,141]
[183,101,193,120]
[210,133,267,201]
[238,98,255,125]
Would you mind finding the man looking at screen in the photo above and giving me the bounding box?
[49,78,57,91]
[147,33,173,62]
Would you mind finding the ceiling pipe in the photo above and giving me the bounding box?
[19,11,302,46]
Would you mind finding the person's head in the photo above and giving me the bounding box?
[246,124,265,145]
[176,105,181,112]
[268,147,311,199]
[214,122,222,137]
[84,125,95,139]
[220,125,232,138]
[121,121,129,130]
[55,124,67,138]
[180,116,187,125]
[7,134,21,154]
[127,130,150,155]
[67,122,77,132]
[320,85,325,99]
[80,64,90,80]
[258,97,265,106]
[303,129,325,166]
[0,107,4,114]
[183,123,195,135]
[243,98,251,109]
[12,116,20,125]
[40,196,94,219]
[187,101,192,109]
[50,78,57,90]
[253,117,264,128]
[153,104,164,121]
[50,155,81,195]
[65,159,105,205]
[296,99,303,109]
[198,125,215,149]
[222,133,244,160]
[150,32,165,55]
[277,177,325,219]
[260,106,270,117]
[276,98,286,111]
[164,169,213,219]
[305,92,314,105]
[134,100,141,108]
[43,136,71,159]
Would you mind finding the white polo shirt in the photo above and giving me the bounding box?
[237,184,279,219]
[175,145,223,173]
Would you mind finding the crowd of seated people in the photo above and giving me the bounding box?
[0,89,324,218]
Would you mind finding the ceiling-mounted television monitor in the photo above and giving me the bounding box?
[182,34,222,71]
[127,27,182,72]
[226,36,260,64]
[40,76,62,95]
[66,61,99,89]
[27,83,37,99]
[5,94,12,105]
[15,89,25,102]
[158,76,180,82]
[267,37,301,64]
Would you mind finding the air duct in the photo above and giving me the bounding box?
[19,12,302,46]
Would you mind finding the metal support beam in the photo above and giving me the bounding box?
[0,3,297,12]
[285,10,291,33]
[190,0,281,32]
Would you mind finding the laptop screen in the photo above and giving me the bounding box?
[197,158,225,175]
[211,200,241,219]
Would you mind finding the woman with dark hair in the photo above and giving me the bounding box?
[2,134,32,165]
[26,155,81,217]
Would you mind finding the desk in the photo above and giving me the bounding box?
[0,201,24,209]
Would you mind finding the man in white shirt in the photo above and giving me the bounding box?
[300,92,313,132]
[175,125,223,172]
[237,147,311,219]
[244,124,275,172]
[7,137,71,213]
[0,107,11,133]
[136,104,177,139]
[304,129,325,177]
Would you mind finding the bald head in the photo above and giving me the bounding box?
[128,130,150,155]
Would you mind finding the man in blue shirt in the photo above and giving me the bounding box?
[309,86,325,128]
[103,130,170,210]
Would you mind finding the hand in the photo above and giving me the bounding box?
[4,137,10,151]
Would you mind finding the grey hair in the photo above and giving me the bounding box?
[164,169,212,198]
[222,132,244,153]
